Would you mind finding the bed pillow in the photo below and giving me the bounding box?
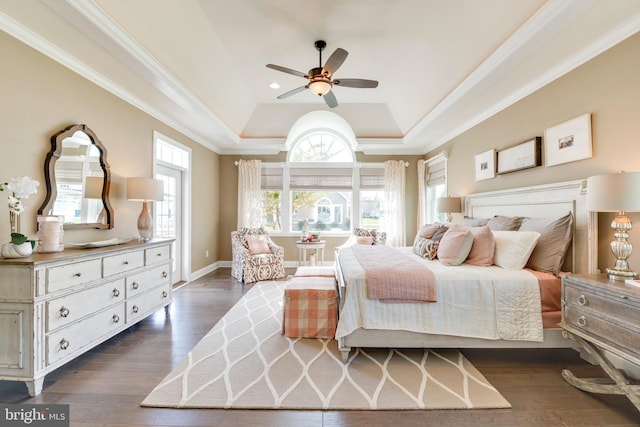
[413,238,439,260]
[465,225,495,266]
[413,223,441,244]
[431,225,449,242]
[437,225,474,266]
[492,230,540,270]
[518,212,573,275]
[486,215,524,231]
[245,234,271,255]
[461,217,489,227]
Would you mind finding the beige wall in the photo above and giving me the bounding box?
[1,31,219,274]
[428,33,640,272]
[218,154,422,262]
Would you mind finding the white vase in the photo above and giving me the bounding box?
[1,241,33,258]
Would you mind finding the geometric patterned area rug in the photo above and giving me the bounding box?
[141,280,510,410]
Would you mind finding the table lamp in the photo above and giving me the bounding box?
[297,206,315,241]
[126,177,164,241]
[586,171,640,280]
[436,196,462,223]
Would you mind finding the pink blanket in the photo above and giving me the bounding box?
[351,246,437,302]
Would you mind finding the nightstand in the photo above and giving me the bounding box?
[560,274,640,411]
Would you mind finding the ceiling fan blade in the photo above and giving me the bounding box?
[276,85,307,99]
[322,48,348,75]
[323,90,338,108]
[333,78,378,88]
[266,64,308,79]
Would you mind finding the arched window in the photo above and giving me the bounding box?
[288,131,354,163]
[256,113,385,235]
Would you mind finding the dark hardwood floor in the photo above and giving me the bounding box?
[1,268,638,426]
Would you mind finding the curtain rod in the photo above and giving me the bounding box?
[234,161,409,167]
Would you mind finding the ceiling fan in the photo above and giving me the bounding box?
[266,40,378,108]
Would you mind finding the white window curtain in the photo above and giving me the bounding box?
[237,159,262,228]
[417,159,426,228]
[384,160,406,247]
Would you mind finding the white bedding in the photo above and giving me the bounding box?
[336,246,543,342]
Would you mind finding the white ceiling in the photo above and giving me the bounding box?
[1,0,639,154]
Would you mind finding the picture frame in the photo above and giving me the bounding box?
[474,149,495,181]
[496,137,541,174]
[544,113,592,167]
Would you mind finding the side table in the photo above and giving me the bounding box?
[560,274,640,411]
[296,240,326,266]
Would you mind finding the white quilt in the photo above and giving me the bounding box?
[336,247,543,342]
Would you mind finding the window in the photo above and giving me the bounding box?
[424,156,447,223]
[257,131,385,234]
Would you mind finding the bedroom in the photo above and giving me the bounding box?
[1,0,640,424]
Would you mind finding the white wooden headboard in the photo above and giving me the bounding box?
[463,179,591,274]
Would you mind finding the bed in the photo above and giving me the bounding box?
[335,180,590,362]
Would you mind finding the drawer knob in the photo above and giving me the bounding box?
[59,306,70,318]
[577,295,588,306]
[162,271,168,278]
[132,282,139,290]
[112,288,120,297]
[577,316,587,327]
[74,272,82,277]
[60,339,69,350]
[156,253,162,257]
[112,314,120,323]
[123,261,129,265]
[132,305,139,313]
[162,291,168,298]
[620,295,629,300]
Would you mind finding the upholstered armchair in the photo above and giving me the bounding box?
[334,227,387,255]
[231,228,286,283]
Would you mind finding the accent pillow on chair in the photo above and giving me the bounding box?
[245,234,271,255]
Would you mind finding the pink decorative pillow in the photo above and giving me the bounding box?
[437,225,474,266]
[356,236,374,245]
[414,223,441,244]
[245,234,271,255]
[465,225,495,266]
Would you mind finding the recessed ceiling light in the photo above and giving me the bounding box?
[269,82,280,89]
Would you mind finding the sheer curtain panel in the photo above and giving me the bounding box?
[384,160,406,247]
[417,159,426,228]
[237,159,262,228]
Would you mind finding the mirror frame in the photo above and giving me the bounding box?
[38,124,114,230]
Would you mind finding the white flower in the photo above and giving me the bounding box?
[7,176,40,199]
[8,196,24,215]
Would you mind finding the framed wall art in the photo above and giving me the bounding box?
[544,113,592,167]
[496,137,541,174]
[474,149,495,181]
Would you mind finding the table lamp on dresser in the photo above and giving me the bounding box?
[586,171,640,281]
[126,177,164,241]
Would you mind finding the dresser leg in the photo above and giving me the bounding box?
[562,333,640,411]
[26,377,45,397]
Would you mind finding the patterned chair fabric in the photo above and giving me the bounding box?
[231,228,286,283]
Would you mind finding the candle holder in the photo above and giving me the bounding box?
[37,215,64,253]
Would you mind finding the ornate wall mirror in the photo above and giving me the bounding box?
[38,124,114,229]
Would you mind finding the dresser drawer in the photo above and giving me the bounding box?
[46,259,102,293]
[126,264,170,298]
[46,279,125,332]
[145,245,171,265]
[564,305,640,358]
[103,250,145,277]
[46,303,125,366]
[564,283,640,327]
[126,282,172,324]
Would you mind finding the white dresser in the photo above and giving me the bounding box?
[0,238,173,396]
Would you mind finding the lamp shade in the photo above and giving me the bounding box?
[435,196,462,213]
[126,178,164,202]
[585,172,640,212]
[309,80,332,96]
[83,176,104,199]
[297,206,315,220]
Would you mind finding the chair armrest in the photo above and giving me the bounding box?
[268,242,284,258]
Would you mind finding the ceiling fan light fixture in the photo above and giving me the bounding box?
[309,80,332,96]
